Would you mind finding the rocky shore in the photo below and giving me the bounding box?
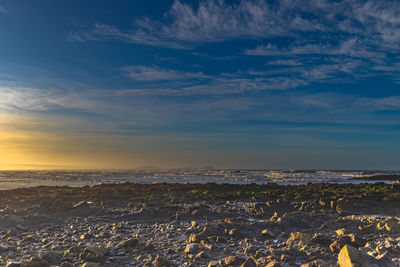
[0,182,400,266]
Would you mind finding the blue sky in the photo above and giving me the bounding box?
[1,0,400,169]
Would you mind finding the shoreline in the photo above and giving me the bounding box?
[1,182,400,266]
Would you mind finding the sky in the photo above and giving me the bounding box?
[1,0,400,170]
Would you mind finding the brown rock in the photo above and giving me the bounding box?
[224,256,246,266]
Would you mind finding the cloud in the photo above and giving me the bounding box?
[0,6,7,13]
[67,0,400,92]
[357,96,400,111]
[291,93,400,113]
[122,66,208,81]
[70,0,400,49]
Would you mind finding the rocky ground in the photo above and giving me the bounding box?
[0,182,400,266]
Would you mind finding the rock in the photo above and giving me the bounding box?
[81,263,100,267]
[228,228,243,239]
[202,225,222,237]
[240,258,256,267]
[195,251,209,259]
[0,243,9,252]
[73,201,89,208]
[60,263,74,267]
[311,233,332,246]
[224,256,246,266]
[330,235,352,253]
[208,260,222,267]
[20,256,50,267]
[6,261,22,267]
[39,251,63,265]
[119,238,139,249]
[153,255,175,267]
[286,232,311,247]
[337,245,379,267]
[85,246,108,256]
[80,233,92,240]
[264,261,282,267]
[335,228,348,236]
[189,233,205,243]
[48,200,71,213]
[377,218,400,232]
[261,228,278,238]
[23,234,38,243]
[184,243,199,254]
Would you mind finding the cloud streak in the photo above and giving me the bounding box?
[122,66,208,81]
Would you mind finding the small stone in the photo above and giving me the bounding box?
[195,251,209,259]
[48,200,71,213]
[330,235,352,253]
[265,261,282,267]
[286,232,311,247]
[153,255,175,267]
[184,243,199,254]
[224,256,245,266]
[119,238,139,249]
[6,261,22,267]
[81,263,100,267]
[73,201,89,208]
[240,258,256,267]
[21,256,50,267]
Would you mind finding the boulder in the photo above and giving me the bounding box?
[338,245,380,267]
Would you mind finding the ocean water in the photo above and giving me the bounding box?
[0,169,397,190]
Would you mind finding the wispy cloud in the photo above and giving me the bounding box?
[0,6,7,13]
[122,66,208,81]
[68,0,400,94]
[70,0,400,48]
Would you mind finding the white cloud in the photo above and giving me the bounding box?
[122,66,208,81]
[70,0,400,49]
[66,0,400,94]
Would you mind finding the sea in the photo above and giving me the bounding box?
[0,169,397,190]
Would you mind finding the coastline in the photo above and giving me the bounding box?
[1,182,400,266]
